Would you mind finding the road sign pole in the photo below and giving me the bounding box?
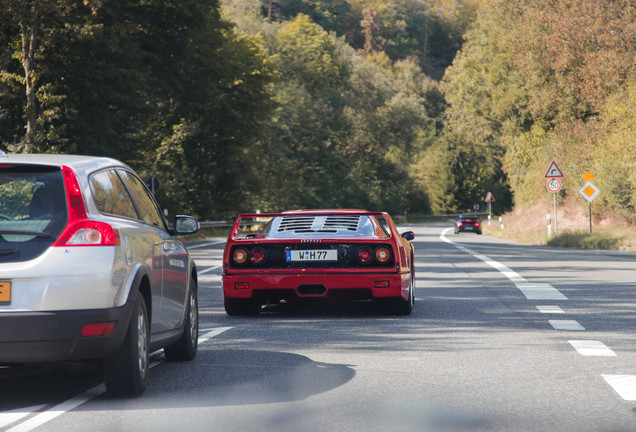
[589,202,592,234]
[554,193,558,235]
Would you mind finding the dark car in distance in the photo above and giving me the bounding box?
[454,215,482,235]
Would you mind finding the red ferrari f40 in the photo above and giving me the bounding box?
[221,210,415,315]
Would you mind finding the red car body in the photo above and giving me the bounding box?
[222,210,415,315]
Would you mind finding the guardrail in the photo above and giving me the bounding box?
[198,213,491,229]
[199,220,233,229]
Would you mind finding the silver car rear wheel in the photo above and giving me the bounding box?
[104,291,149,397]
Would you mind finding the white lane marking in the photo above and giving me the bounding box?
[440,229,568,301]
[549,320,585,331]
[6,385,104,432]
[568,340,616,356]
[0,406,47,429]
[3,327,233,432]
[537,306,564,314]
[198,327,232,344]
[516,283,567,300]
[187,241,226,250]
[198,264,222,275]
[603,375,636,401]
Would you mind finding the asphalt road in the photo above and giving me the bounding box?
[2,223,636,432]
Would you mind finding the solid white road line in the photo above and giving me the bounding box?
[187,241,226,249]
[198,327,232,344]
[549,320,585,331]
[537,306,564,314]
[568,340,616,357]
[4,327,233,432]
[602,375,636,401]
[198,264,222,275]
[440,229,568,301]
[6,386,104,432]
[0,406,47,429]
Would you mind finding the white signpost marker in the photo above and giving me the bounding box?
[485,191,495,219]
[578,179,600,234]
[544,161,564,234]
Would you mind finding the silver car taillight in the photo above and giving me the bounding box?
[51,166,120,247]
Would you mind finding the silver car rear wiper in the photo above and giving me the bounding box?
[0,248,18,255]
[0,229,51,238]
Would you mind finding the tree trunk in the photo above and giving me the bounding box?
[18,1,40,152]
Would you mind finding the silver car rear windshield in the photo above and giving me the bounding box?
[0,165,68,262]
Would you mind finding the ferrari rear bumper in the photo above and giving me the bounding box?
[223,271,411,302]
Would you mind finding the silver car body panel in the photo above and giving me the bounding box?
[0,154,195,335]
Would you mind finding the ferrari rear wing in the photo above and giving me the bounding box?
[228,211,392,240]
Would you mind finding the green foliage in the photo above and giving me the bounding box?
[438,0,636,220]
[1,0,275,219]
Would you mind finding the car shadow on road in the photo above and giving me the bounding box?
[85,348,355,410]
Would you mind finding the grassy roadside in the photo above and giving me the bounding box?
[482,200,636,252]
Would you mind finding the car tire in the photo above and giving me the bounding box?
[164,279,198,361]
[104,291,149,397]
[224,297,260,316]
[376,265,414,316]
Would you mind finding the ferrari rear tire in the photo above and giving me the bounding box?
[376,267,414,316]
[224,297,260,316]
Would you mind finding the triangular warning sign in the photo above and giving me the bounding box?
[544,161,565,178]
[485,192,495,202]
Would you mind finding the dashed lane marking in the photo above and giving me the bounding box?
[603,375,636,401]
[549,320,585,331]
[537,306,564,314]
[568,340,616,357]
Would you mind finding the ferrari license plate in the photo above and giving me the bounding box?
[286,249,338,262]
[0,281,11,304]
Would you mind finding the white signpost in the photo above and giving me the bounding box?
[578,180,600,234]
[544,161,564,234]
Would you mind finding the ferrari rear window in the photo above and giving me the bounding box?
[257,215,389,238]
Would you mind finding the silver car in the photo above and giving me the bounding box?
[0,152,199,396]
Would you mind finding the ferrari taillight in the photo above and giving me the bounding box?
[357,247,373,264]
[250,247,267,265]
[375,247,391,263]
[233,248,249,264]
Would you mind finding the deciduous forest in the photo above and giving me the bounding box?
[1,0,634,221]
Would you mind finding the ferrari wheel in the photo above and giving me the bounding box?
[376,266,414,316]
[224,297,260,316]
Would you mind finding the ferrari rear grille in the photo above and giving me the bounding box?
[278,216,360,233]
[323,216,359,231]
[278,216,314,232]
